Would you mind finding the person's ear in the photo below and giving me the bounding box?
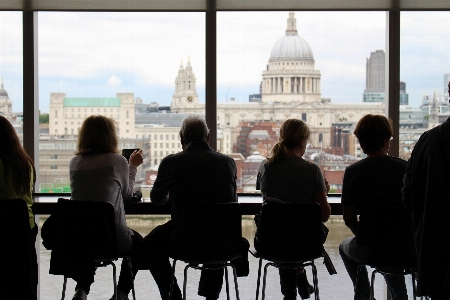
[206,132,210,143]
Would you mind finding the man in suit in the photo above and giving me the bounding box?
[402,81,450,300]
[114,115,247,300]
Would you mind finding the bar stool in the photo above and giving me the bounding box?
[168,203,244,300]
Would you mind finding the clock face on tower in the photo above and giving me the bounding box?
[187,96,193,102]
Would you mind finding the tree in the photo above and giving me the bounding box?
[39,114,49,124]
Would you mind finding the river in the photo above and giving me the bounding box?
[38,216,415,300]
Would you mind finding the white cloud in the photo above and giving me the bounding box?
[107,75,121,86]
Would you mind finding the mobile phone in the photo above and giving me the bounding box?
[122,148,140,162]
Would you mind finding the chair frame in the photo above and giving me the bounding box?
[250,250,320,300]
[250,202,324,300]
[48,199,136,300]
[353,262,426,300]
[61,256,135,300]
[167,203,243,300]
[169,259,240,300]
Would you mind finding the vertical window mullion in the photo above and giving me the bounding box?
[205,0,217,150]
[386,11,401,157]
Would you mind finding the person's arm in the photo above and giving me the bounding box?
[312,165,331,222]
[313,191,331,222]
[231,159,238,202]
[342,205,358,235]
[123,150,143,202]
[150,156,172,206]
[402,157,413,214]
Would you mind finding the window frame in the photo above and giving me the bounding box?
[19,2,450,191]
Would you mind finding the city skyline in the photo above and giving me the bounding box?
[1,11,450,113]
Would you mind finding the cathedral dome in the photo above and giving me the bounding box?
[269,12,314,61]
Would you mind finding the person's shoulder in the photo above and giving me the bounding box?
[159,153,178,165]
[385,155,406,166]
[295,157,319,169]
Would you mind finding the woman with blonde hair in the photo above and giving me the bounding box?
[0,115,38,298]
[256,119,331,300]
[69,115,143,300]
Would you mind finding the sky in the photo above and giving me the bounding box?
[1,11,450,113]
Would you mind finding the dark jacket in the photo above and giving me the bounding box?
[403,119,450,295]
[150,141,237,233]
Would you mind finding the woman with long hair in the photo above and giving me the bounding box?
[69,115,143,300]
[0,115,37,298]
[256,119,331,300]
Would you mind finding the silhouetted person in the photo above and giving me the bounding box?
[402,81,450,299]
[116,115,248,300]
[69,115,143,300]
[256,119,331,300]
[340,114,408,300]
[0,115,38,299]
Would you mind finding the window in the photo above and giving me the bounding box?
[399,11,450,160]
[154,143,157,148]
[218,11,386,193]
[160,143,163,148]
[166,135,169,140]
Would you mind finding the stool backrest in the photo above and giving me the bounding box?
[364,206,417,267]
[47,198,118,260]
[256,202,323,261]
[0,199,34,297]
[173,202,242,263]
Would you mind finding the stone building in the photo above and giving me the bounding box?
[171,12,385,151]
[0,78,12,118]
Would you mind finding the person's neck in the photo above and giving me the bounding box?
[285,149,303,158]
[367,151,388,158]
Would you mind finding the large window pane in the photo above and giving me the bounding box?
[38,12,205,193]
[0,12,23,141]
[400,11,450,160]
[217,11,386,194]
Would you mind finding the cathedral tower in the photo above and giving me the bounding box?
[171,57,199,109]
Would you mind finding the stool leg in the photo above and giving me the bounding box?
[183,265,190,300]
[61,276,67,300]
[112,262,117,300]
[370,270,377,300]
[354,264,363,300]
[255,258,262,300]
[230,264,240,300]
[225,266,230,300]
[169,260,177,300]
[126,257,136,300]
[261,263,271,300]
[311,263,320,300]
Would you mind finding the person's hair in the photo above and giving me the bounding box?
[354,114,393,154]
[267,119,311,164]
[179,115,209,145]
[75,115,119,155]
[0,116,36,195]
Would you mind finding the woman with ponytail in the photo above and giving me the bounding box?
[256,119,331,300]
